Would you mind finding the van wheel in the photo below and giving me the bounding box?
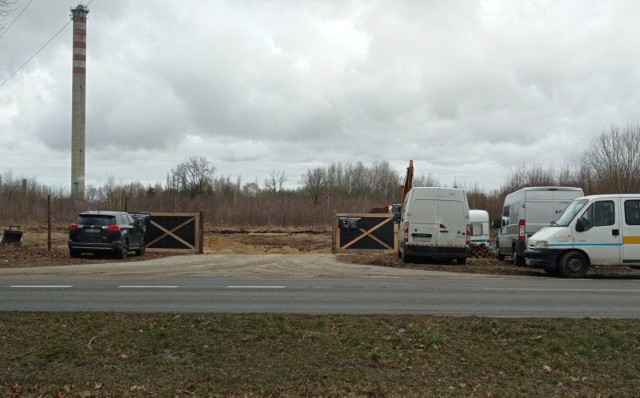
[496,240,505,261]
[558,252,588,278]
[135,239,146,256]
[402,252,414,264]
[512,249,525,266]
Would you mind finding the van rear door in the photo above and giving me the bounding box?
[437,200,466,247]
[408,199,439,245]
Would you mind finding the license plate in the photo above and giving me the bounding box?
[414,236,431,243]
[84,228,101,234]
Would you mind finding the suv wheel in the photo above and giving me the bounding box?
[117,239,129,259]
[70,249,81,258]
[135,239,146,256]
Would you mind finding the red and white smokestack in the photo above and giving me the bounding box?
[70,4,89,198]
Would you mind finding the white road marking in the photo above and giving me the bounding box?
[118,285,179,289]
[10,285,72,288]
[485,288,640,292]
[227,286,285,289]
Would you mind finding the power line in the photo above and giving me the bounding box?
[0,20,71,89]
[0,0,35,41]
[0,0,96,90]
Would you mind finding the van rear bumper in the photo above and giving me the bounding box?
[524,248,562,269]
[405,245,466,259]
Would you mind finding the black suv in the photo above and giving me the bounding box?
[68,211,146,259]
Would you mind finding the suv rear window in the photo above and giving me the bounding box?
[76,215,116,226]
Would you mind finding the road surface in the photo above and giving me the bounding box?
[1,254,639,317]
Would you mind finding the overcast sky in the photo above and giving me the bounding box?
[1,0,639,192]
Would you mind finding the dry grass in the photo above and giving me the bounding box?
[1,313,640,397]
[2,230,640,396]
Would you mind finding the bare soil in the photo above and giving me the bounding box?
[2,225,640,278]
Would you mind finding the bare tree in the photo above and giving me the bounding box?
[300,167,326,207]
[581,125,640,194]
[0,0,13,16]
[0,0,14,30]
[368,160,401,203]
[413,173,440,188]
[168,156,215,197]
[264,171,287,193]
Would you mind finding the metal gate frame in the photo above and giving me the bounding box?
[332,212,398,254]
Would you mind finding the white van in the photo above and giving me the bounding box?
[497,186,584,265]
[469,209,490,246]
[526,194,640,278]
[397,187,470,264]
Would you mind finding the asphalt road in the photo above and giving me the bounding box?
[2,272,640,317]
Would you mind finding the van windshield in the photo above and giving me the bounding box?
[554,199,588,227]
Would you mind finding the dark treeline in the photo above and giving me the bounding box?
[2,126,640,228]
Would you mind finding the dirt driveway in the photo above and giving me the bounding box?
[2,228,640,279]
[0,253,485,278]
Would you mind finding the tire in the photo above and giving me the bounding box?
[69,249,81,258]
[402,251,414,264]
[513,249,525,266]
[116,239,129,259]
[135,239,146,256]
[496,240,505,261]
[558,251,588,278]
[458,257,467,265]
[397,249,402,259]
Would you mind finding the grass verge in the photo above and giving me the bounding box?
[1,313,639,397]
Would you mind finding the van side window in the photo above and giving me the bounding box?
[508,203,519,225]
[502,206,509,218]
[594,201,615,226]
[582,201,615,230]
[625,200,640,225]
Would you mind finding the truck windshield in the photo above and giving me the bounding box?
[555,199,588,227]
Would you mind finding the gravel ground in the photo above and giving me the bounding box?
[1,228,640,279]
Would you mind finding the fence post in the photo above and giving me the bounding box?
[199,209,204,254]
[47,195,51,251]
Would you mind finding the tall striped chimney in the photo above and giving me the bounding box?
[70,4,89,198]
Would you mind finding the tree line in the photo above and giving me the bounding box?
[2,125,640,229]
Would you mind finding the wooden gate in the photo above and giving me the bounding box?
[332,212,398,254]
[145,211,204,254]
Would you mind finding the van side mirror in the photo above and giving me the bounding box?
[502,219,506,227]
[576,218,585,232]
[491,219,501,229]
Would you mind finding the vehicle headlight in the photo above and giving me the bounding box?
[534,240,548,249]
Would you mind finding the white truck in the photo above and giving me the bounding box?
[397,187,470,264]
[525,194,640,278]
[496,186,584,265]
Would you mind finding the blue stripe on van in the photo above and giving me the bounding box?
[548,243,622,247]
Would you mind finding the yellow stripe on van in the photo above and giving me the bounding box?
[623,236,640,244]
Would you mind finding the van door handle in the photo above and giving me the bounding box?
[612,229,619,236]
[440,230,449,233]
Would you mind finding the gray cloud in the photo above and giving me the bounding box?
[1,0,640,191]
